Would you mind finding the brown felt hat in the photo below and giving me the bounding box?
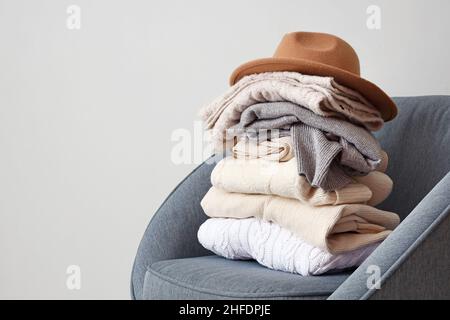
[230,32,397,121]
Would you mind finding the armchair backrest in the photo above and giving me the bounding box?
[375,96,450,219]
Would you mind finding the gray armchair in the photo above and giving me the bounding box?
[131,96,450,300]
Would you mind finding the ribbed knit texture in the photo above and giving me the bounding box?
[232,102,382,190]
[292,123,350,190]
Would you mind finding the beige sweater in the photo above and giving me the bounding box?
[212,157,392,206]
[201,187,400,254]
[232,136,294,162]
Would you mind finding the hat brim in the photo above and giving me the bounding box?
[229,57,397,121]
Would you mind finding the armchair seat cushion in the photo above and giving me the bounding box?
[142,255,352,300]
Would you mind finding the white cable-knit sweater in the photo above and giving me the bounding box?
[198,218,379,276]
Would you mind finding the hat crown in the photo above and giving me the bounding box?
[273,32,360,75]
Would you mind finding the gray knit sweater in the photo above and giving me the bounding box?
[231,102,382,191]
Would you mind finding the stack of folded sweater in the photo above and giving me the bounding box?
[197,71,400,276]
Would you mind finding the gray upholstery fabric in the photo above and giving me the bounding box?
[371,213,450,300]
[329,171,450,299]
[143,255,350,300]
[374,96,450,219]
[328,96,450,300]
[132,95,450,300]
[131,156,220,300]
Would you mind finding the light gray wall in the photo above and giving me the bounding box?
[0,0,449,299]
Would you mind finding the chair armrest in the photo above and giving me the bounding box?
[131,156,218,300]
[329,171,450,300]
